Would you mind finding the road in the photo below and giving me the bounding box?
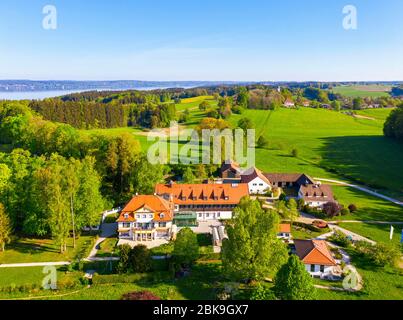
[314,177,403,207]
[0,261,70,268]
[85,223,119,262]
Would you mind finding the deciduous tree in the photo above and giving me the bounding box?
[274,255,316,300]
[222,198,288,281]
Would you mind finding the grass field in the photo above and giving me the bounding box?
[0,235,96,264]
[291,225,329,240]
[79,105,402,199]
[229,107,403,197]
[95,238,118,257]
[330,186,403,222]
[331,85,391,98]
[175,95,216,112]
[338,222,402,246]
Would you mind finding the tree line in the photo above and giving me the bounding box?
[29,98,177,129]
[384,103,403,141]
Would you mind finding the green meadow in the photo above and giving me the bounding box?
[229,107,403,198]
[331,85,391,98]
[80,99,402,199]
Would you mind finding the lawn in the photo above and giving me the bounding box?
[291,225,329,240]
[0,235,97,264]
[229,107,403,197]
[331,186,403,222]
[0,262,223,300]
[331,85,391,98]
[95,238,119,257]
[338,222,402,247]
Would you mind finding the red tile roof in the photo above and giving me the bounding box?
[294,240,336,266]
[117,195,173,222]
[279,223,291,233]
[155,182,249,205]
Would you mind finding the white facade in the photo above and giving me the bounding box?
[304,264,334,277]
[247,177,271,195]
[277,232,291,240]
[305,201,327,208]
[195,211,232,221]
[118,206,172,241]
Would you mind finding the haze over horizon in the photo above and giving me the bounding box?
[1,0,403,81]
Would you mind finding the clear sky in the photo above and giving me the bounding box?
[1,0,402,81]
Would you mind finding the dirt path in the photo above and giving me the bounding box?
[314,178,403,207]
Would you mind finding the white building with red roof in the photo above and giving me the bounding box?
[155,182,249,221]
[294,239,338,278]
[241,167,272,195]
[117,195,174,242]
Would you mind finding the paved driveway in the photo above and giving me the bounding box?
[179,220,222,234]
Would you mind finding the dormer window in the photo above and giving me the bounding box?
[160,213,165,219]
[124,213,129,219]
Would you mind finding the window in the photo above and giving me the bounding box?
[253,183,257,186]
[160,213,165,219]
[217,212,220,217]
[160,222,166,228]
[122,223,130,228]
[199,213,202,217]
[206,213,210,218]
[149,214,153,218]
[320,265,325,273]
[124,213,129,219]
[310,265,315,272]
[259,183,263,186]
[136,214,140,219]
[143,214,147,219]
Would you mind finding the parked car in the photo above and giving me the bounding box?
[312,220,328,229]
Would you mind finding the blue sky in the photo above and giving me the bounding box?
[0,0,402,81]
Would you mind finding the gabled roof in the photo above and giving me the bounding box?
[294,240,336,266]
[299,184,334,203]
[263,173,315,186]
[117,195,173,222]
[279,223,291,233]
[241,167,271,185]
[155,183,249,205]
[220,160,242,174]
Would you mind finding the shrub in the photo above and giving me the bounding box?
[291,148,299,158]
[292,221,324,233]
[172,227,199,266]
[297,198,305,210]
[355,241,400,267]
[340,208,350,216]
[323,202,342,217]
[257,136,269,149]
[328,230,351,247]
[117,244,132,274]
[348,204,358,213]
[121,291,161,300]
[130,245,152,273]
[250,283,276,300]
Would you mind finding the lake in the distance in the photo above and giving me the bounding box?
[0,87,173,100]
